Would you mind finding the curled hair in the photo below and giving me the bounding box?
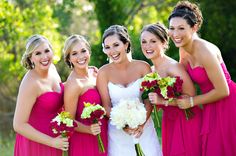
[168,1,203,29]
[63,34,91,68]
[141,22,169,49]
[102,25,132,53]
[21,34,53,70]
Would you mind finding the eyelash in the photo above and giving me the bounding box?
[169,27,185,30]
[104,43,119,49]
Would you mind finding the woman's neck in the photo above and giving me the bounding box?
[181,33,198,54]
[33,67,50,79]
[112,56,131,70]
[152,53,167,70]
[73,67,89,78]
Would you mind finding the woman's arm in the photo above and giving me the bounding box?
[96,67,112,118]
[13,77,68,150]
[177,44,229,108]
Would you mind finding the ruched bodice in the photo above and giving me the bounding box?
[14,83,64,156]
[187,63,232,93]
[69,88,108,156]
[187,62,236,156]
[108,79,142,106]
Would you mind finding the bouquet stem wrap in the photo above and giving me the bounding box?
[133,137,145,156]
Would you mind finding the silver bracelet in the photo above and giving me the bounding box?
[164,100,168,107]
[190,97,194,107]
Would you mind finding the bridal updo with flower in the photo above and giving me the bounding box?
[102,25,132,53]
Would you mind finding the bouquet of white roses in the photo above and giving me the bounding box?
[110,98,147,156]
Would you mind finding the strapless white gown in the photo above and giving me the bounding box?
[107,78,162,156]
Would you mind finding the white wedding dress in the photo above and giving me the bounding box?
[107,78,163,156]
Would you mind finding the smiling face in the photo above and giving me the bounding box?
[168,17,196,48]
[103,34,128,63]
[69,41,90,69]
[141,31,166,59]
[30,42,53,71]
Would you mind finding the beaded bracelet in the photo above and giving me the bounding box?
[190,97,194,107]
[164,100,168,107]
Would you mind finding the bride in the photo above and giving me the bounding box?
[97,25,162,156]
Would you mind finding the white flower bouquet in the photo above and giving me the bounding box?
[110,98,147,156]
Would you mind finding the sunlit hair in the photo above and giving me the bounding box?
[63,34,91,68]
[168,1,203,29]
[102,25,132,53]
[141,22,169,50]
[21,34,53,70]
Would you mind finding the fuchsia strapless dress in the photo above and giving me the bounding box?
[14,83,64,156]
[69,88,108,156]
[160,103,202,156]
[187,63,236,156]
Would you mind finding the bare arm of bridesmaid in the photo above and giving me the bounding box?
[96,65,111,118]
[13,75,68,150]
[177,42,229,108]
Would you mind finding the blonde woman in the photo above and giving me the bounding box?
[13,35,68,156]
[63,35,108,156]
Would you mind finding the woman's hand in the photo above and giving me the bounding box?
[133,125,144,138]
[50,135,69,151]
[176,95,191,109]
[123,126,133,135]
[90,122,101,135]
[123,125,144,138]
[148,92,164,105]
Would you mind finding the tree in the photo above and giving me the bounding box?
[0,0,64,112]
[199,0,236,80]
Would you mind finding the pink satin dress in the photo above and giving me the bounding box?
[187,62,236,156]
[14,83,64,156]
[160,104,202,156]
[68,88,108,156]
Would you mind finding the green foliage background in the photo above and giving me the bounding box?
[1,0,236,155]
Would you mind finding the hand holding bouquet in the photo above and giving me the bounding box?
[110,98,146,156]
[140,72,193,120]
[81,102,106,153]
[51,111,77,138]
[51,111,78,155]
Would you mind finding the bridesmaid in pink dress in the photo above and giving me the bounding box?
[168,1,236,156]
[140,23,202,156]
[13,35,69,156]
[63,35,108,156]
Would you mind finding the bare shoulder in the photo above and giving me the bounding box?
[131,60,151,73]
[64,74,82,94]
[97,63,111,78]
[166,61,184,76]
[194,39,220,64]
[19,72,40,97]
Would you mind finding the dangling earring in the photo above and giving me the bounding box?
[31,62,35,69]
[126,48,128,53]
[69,61,73,69]
[106,57,109,62]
